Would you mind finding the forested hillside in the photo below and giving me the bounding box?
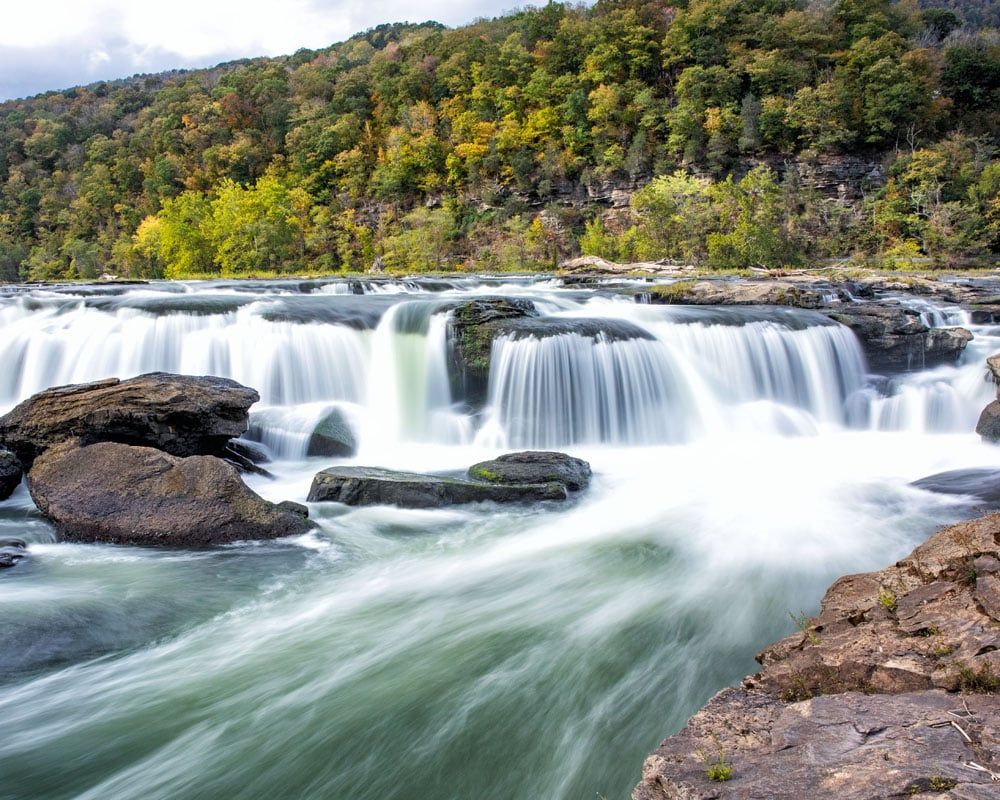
[1,0,998,280]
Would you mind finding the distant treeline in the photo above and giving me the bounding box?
[0,0,998,279]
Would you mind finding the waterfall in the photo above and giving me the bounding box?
[481,317,869,448]
[0,280,994,452]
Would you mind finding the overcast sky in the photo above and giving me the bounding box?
[0,0,538,101]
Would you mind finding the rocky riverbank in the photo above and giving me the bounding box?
[633,510,1000,799]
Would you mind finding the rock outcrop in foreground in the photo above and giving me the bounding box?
[634,513,1000,799]
[29,441,312,547]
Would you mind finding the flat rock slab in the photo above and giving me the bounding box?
[634,689,1000,800]
[307,466,567,508]
[468,451,592,491]
[0,372,259,468]
[29,441,313,547]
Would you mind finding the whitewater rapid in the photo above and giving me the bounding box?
[0,276,998,800]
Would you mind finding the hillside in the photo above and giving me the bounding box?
[0,0,998,280]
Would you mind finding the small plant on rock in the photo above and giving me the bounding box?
[789,610,820,646]
[879,588,898,615]
[699,739,733,783]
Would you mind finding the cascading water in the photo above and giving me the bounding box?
[2,276,999,800]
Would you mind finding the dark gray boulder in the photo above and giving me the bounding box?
[0,372,259,468]
[307,466,567,508]
[306,408,357,457]
[0,537,26,569]
[28,441,314,547]
[824,305,972,372]
[912,468,1000,504]
[0,449,22,501]
[276,500,310,519]
[977,400,1000,443]
[468,451,592,491]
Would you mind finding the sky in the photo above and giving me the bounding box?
[0,0,538,101]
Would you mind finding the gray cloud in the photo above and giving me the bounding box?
[0,0,535,101]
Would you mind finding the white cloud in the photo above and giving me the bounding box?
[0,0,535,100]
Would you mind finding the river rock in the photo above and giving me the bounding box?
[0,373,259,468]
[824,305,972,371]
[28,441,314,546]
[977,401,1000,443]
[642,280,823,309]
[913,468,1000,504]
[468,451,592,491]
[0,537,26,569]
[0,449,22,501]
[307,465,567,508]
[633,512,1000,799]
[306,408,357,457]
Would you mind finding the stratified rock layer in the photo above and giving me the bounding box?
[29,441,313,546]
[633,513,1000,799]
[0,372,258,468]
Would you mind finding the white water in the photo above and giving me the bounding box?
[1,276,999,800]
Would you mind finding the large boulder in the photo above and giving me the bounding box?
[0,449,22,501]
[0,373,259,468]
[28,441,313,546]
[824,305,972,371]
[468,451,592,491]
[642,280,823,309]
[307,466,567,508]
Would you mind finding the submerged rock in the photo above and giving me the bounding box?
[0,449,22,501]
[0,372,259,468]
[913,468,1000,504]
[307,465,568,508]
[633,512,1000,799]
[306,408,357,457]
[468,451,592,491]
[824,305,972,372]
[28,441,313,546]
[0,537,26,569]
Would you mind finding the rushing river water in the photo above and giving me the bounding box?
[1,276,999,800]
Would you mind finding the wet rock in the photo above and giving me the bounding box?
[276,500,309,519]
[28,441,313,546]
[0,372,259,468]
[641,280,823,309]
[913,468,1000,504]
[0,537,26,569]
[0,449,22,501]
[468,451,592,491]
[307,465,568,508]
[824,305,972,372]
[633,512,1000,799]
[977,401,1000,443]
[306,408,357,458]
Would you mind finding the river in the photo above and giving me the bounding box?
[0,276,997,800]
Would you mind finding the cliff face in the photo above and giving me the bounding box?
[634,513,1000,799]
